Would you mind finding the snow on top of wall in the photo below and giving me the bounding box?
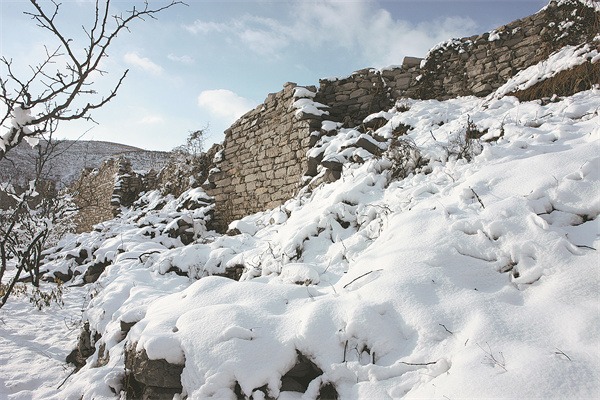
[293,87,317,99]
[291,98,329,118]
[541,0,600,12]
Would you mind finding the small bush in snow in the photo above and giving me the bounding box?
[446,116,484,162]
[384,138,425,182]
[0,280,64,310]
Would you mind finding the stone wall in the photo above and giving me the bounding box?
[311,0,599,122]
[72,159,121,233]
[202,0,598,231]
[205,82,324,231]
[72,157,158,232]
[67,0,599,233]
[403,0,599,99]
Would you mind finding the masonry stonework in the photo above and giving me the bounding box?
[203,0,598,231]
[72,157,158,232]
[69,0,599,233]
[72,159,121,233]
[205,83,323,231]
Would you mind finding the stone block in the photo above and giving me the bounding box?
[402,56,424,68]
[335,93,350,102]
[471,82,493,96]
[499,66,513,79]
[287,164,302,176]
[497,52,513,64]
[125,346,183,389]
[339,81,358,91]
[514,46,533,58]
[274,168,287,179]
[358,80,375,89]
[349,88,368,99]
[474,50,488,60]
[394,75,412,90]
[232,197,245,206]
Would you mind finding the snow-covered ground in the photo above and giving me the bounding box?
[1,50,599,399]
[0,284,87,399]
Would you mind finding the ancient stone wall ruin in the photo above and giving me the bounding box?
[72,157,157,232]
[203,0,598,231]
[69,0,599,233]
[205,82,324,230]
[403,0,599,99]
[72,159,121,233]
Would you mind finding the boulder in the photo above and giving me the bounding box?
[124,345,184,391]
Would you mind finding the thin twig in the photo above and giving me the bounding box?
[56,367,77,390]
[477,342,506,371]
[555,348,572,361]
[342,269,383,289]
[400,360,437,366]
[439,323,454,335]
[470,187,485,209]
[343,340,348,363]
[574,244,596,250]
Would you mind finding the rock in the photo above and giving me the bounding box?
[125,345,184,390]
[321,160,343,172]
[305,156,321,177]
[140,386,181,400]
[323,169,341,183]
[66,321,100,370]
[53,269,72,283]
[363,117,388,131]
[214,264,245,281]
[83,260,109,283]
[402,56,423,68]
[353,136,382,156]
[121,320,137,335]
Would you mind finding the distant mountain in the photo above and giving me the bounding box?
[0,139,171,188]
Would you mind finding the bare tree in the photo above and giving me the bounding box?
[0,0,184,308]
[0,0,184,160]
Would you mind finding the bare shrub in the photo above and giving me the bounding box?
[510,61,600,102]
[384,138,425,182]
[447,116,484,162]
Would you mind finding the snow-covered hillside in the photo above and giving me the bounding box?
[0,140,170,188]
[1,46,599,400]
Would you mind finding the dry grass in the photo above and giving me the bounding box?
[510,61,600,102]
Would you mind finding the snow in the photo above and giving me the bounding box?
[10,105,33,128]
[293,87,316,99]
[488,30,501,41]
[1,105,35,151]
[291,86,329,118]
[2,41,600,400]
[541,0,600,12]
[291,98,329,118]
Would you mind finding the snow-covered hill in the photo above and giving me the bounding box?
[1,17,599,400]
[0,139,170,188]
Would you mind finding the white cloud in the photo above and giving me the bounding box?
[184,20,228,35]
[184,1,477,66]
[123,52,163,75]
[197,89,256,124]
[138,115,165,125]
[167,53,195,64]
[185,16,292,57]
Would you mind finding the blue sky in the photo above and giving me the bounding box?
[1,0,547,151]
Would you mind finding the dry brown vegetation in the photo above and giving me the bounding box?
[510,61,600,102]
